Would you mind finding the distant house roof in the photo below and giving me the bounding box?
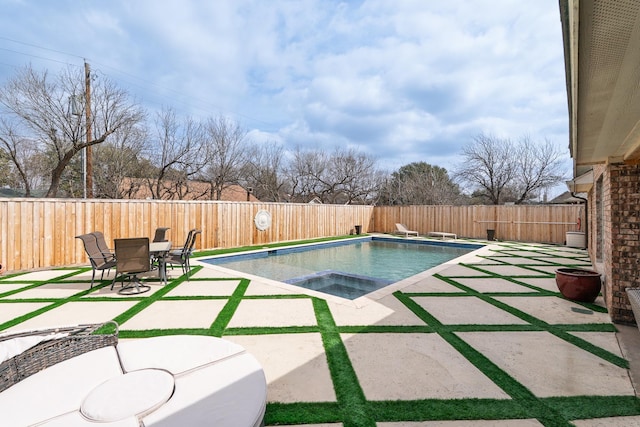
[548,191,585,205]
[120,178,260,202]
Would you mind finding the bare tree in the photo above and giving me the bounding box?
[0,65,144,197]
[0,118,39,196]
[327,148,382,204]
[203,115,249,200]
[92,124,148,198]
[454,134,517,205]
[242,141,288,202]
[285,147,329,202]
[455,134,566,204]
[144,107,205,200]
[285,146,382,204]
[512,136,566,204]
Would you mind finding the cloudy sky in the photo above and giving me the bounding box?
[0,0,570,195]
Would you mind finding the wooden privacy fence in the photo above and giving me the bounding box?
[0,199,583,272]
[0,199,373,272]
[373,204,584,244]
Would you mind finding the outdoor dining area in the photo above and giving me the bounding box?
[75,228,201,295]
[0,226,268,427]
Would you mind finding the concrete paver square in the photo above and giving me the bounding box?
[413,296,528,325]
[459,331,635,397]
[378,420,544,427]
[472,265,547,276]
[494,296,611,325]
[569,332,624,357]
[244,280,301,296]
[165,280,241,297]
[400,275,463,293]
[0,302,50,325]
[227,333,335,403]
[67,269,116,283]
[547,249,590,258]
[329,294,425,326]
[3,282,88,299]
[227,298,317,328]
[82,283,164,298]
[484,256,553,266]
[511,277,559,292]
[437,264,492,277]
[188,266,233,279]
[572,416,640,426]
[0,284,32,296]
[522,265,564,274]
[5,301,136,332]
[342,333,510,400]
[453,277,539,293]
[7,270,81,282]
[496,250,549,258]
[122,299,227,330]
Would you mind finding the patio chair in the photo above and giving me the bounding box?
[152,227,171,242]
[91,231,115,260]
[76,233,117,288]
[166,229,201,278]
[394,223,419,237]
[111,237,152,295]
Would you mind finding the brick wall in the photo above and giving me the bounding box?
[592,163,640,324]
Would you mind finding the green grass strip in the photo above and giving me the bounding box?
[367,399,529,422]
[264,402,343,425]
[434,274,628,368]
[394,291,577,426]
[313,297,375,427]
[209,278,248,336]
[544,395,640,419]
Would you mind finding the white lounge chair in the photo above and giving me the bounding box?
[394,223,419,237]
[0,325,266,427]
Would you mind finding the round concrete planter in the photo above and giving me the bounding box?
[555,268,602,303]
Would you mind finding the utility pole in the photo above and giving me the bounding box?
[84,61,93,198]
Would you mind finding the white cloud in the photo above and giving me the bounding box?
[0,0,569,176]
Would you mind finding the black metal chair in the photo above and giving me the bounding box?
[166,229,201,279]
[111,237,152,295]
[76,233,117,287]
[152,227,170,243]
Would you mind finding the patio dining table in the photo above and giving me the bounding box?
[149,241,171,285]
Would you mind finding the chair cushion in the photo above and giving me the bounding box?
[116,335,246,374]
[81,369,174,422]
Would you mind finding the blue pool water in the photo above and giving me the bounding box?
[204,237,482,299]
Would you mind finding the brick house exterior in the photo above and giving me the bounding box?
[560,0,640,324]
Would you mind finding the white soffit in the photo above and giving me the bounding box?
[576,0,640,165]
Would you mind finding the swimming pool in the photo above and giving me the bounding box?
[203,237,483,299]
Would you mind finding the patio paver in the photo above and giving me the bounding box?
[121,299,228,330]
[412,296,529,325]
[227,333,336,403]
[494,296,611,325]
[227,298,317,328]
[459,331,635,397]
[342,332,510,400]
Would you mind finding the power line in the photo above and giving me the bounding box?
[0,36,83,60]
[0,36,279,128]
[0,47,79,68]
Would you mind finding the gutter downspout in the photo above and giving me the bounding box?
[571,192,588,249]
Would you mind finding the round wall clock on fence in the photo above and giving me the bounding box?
[254,210,272,231]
